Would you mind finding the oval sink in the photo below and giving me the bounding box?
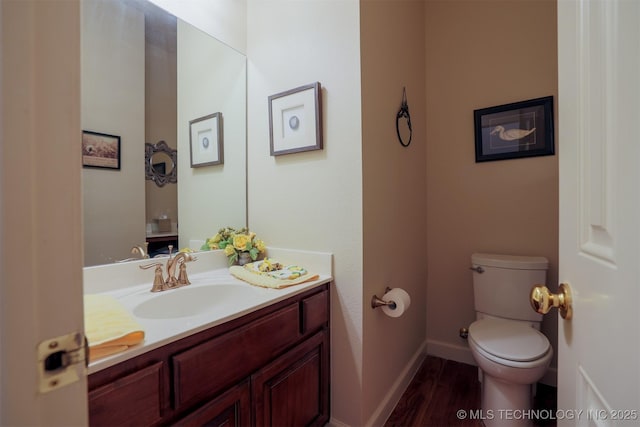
[133,285,260,319]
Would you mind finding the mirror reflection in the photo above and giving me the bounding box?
[145,141,177,187]
[82,0,247,266]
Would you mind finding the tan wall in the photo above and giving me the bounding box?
[361,0,427,422]
[145,8,178,226]
[425,0,559,377]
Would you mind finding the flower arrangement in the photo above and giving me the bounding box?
[201,226,266,265]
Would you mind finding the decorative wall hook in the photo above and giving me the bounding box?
[396,87,412,147]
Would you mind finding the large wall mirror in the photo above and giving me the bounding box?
[82,0,247,266]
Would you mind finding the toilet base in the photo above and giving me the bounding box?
[481,374,533,427]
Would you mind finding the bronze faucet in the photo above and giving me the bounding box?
[166,251,196,288]
[131,243,149,259]
[115,243,150,263]
[140,245,197,292]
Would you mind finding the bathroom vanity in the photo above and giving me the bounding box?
[83,248,333,426]
[88,283,329,426]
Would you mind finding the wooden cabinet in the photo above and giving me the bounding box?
[253,331,328,427]
[175,380,251,427]
[88,284,330,426]
[146,234,179,258]
[88,362,164,426]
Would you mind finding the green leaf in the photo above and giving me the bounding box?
[228,252,238,265]
[200,243,209,251]
[250,247,258,259]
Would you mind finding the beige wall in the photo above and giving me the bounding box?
[149,0,246,54]
[425,0,559,379]
[246,1,364,425]
[361,0,427,423]
[176,20,247,247]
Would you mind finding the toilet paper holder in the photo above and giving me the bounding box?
[371,287,397,310]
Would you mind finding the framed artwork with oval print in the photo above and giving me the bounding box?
[268,82,323,156]
[189,112,223,167]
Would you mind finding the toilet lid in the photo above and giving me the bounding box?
[469,318,550,362]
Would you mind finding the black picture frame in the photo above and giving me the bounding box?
[473,96,554,162]
[82,130,121,170]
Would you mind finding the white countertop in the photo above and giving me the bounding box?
[85,248,333,374]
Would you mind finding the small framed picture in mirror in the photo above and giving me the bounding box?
[189,112,224,168]
[82,130,121,170]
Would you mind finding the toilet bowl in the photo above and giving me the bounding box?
[469,253,553,427]
[468,319,552,427]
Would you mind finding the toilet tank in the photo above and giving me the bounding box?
[471,253,548,322]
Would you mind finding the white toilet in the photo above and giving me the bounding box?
[468,253,553,427]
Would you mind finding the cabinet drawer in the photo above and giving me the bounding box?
[88,362,163,426]
[172,303,300,410]
[301,290,328,334]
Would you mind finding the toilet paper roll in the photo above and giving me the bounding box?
[381,288,411,318]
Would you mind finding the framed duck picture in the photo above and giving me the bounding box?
[473,96,554,162]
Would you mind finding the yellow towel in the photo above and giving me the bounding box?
[84,294,145,362]
[229,265,319,289]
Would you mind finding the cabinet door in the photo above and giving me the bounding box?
[252,331,329,427]
[174,380,250,427]
[88,362,164,426]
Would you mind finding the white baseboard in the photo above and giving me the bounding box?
[326,417,351,427]
[426,338,557,387]
[426,338,476,365]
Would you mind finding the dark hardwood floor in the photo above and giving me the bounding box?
[384,355,557,427]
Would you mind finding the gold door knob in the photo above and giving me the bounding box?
[530,283,573,320]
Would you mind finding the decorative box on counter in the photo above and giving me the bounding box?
[156,218,171,232]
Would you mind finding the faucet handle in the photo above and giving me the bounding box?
[176,254,198,286]
[177,261,191,286]
[139,262,163,270]
[140,262,168,292]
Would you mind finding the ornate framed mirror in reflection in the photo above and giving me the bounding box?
[145,141,177,187]
[81,0,247,266]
